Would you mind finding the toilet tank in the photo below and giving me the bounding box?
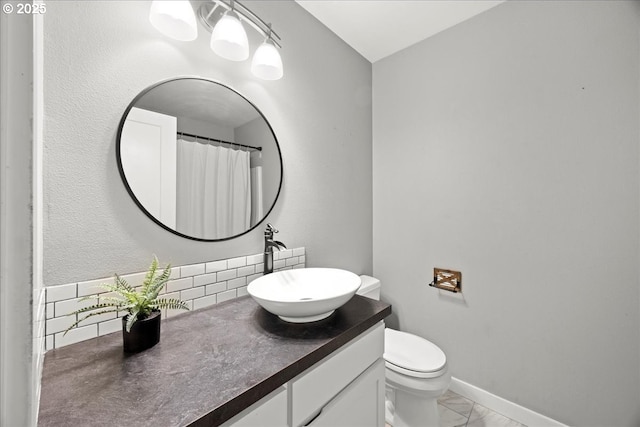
[357,275,381,300]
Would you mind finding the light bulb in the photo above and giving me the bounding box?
[149,0,197,42]
[210,11,249,61]
[251,40,283,80]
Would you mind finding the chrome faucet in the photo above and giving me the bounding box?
[264,223,286,275]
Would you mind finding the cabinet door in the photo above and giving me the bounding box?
[292,323,384,426]
[307,358,385,427]
[222,386,288,427]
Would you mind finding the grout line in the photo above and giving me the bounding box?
[465,402,476,427]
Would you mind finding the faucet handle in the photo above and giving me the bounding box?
[265,223,279,234]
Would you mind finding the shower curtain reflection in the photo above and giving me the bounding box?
[176,139,251,239]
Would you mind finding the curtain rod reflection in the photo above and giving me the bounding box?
[177,131,262,152]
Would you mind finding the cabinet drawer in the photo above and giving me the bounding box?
[291,322,384,426]
[221,386,287,427]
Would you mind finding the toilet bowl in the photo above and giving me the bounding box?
[357,275,451,427]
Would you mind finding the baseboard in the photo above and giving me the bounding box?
[449,377,567,427]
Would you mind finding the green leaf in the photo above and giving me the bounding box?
[99,282,129,296]
[68,302,123,315]
[63,308,120,336]
[142,256,159,295]
[97,296,127,306]
[147,267,171,300]
[153,298,190,311]
[78,295,100,302]
[63,256,188,335]
[125,309,139,333]
[114,275,134,293]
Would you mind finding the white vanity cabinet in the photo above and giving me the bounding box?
[221,386,288,427]
[223,322,385,427]
[304,359,385,427]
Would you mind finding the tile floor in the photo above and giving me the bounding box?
[386,390,526,427]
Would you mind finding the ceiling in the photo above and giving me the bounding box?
[295,0,505,63]
[136,79,259,128]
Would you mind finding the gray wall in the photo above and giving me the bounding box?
[0,8,37,426]
[43,1,372,285]
[373,1,639,426]
[235,117,281,216]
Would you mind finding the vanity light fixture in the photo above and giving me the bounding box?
[210,6,250,61]
[200,0,283,80]
[251,25,284,81]
[149,0,283,80]
[148,0,198,42]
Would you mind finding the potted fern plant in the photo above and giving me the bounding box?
[64,256,189,352]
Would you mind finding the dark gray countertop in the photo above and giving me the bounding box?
[38,295,391,427]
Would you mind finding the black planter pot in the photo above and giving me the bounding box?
[122,310,161,353]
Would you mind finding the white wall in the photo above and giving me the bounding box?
[43,0,372,285]
[0,8,44,427]
[373,1,639,426]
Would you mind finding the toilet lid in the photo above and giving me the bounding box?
[384,328,446,374]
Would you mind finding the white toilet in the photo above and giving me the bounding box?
[357,275,451,427]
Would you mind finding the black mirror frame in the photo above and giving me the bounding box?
[116,76,283,242]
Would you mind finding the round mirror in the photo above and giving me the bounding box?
[116,77,283,241]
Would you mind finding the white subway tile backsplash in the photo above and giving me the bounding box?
[98,318,122,336]
[162,291,181,301]
[46,316,76,335]
[98,291,121,303]
[206,260,227,273]
[54,324,97,348]
[228,256,247,269]
[79,311,117,326]
[43,248,305,350]
[46,283,76,302]
[194,272,217,287]
[193,294,217,310]
[206,282,227,295]
[46,303,54,320]
[277,249,293,259]
[181,263,205,277]
[246,254,262,265]
[77,277,110,297]
[120,272,147,287]
[217,269,237,282]
[227,277,246,290]
[166,277,193,293]
[237,265,255,277]
[217,289,237,303]
[54,298,92,318]
[181,286,205,301]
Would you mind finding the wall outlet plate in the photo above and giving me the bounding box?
[431,268,461,293]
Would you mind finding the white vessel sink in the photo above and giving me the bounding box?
[247,268,362,323]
